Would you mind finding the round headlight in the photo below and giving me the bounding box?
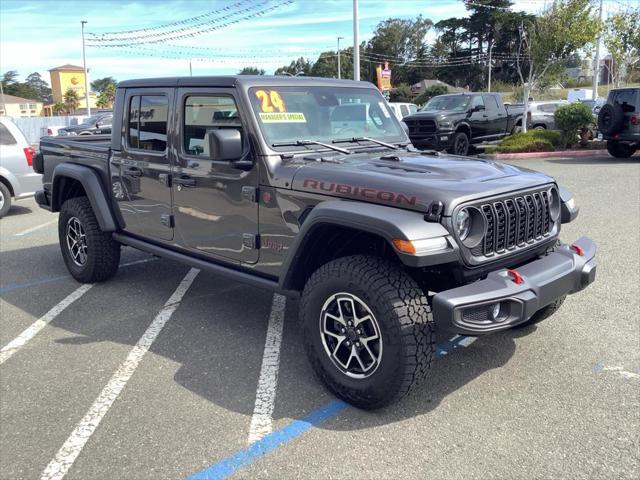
[455,208,471,241]
[548,187,561,221]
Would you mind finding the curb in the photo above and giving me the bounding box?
[481,149,608,160]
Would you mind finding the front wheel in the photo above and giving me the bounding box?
[300,255,434,409]
[59,197,121,283]
[606,141,636,158]
[448,131,469,156]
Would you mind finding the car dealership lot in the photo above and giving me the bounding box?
[1,154,638,480]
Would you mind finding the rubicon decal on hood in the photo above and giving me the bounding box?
[303,179,417,206]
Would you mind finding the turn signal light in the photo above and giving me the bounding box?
[392,239,416,254]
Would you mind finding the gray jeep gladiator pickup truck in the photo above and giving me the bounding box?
[34,76,596,409]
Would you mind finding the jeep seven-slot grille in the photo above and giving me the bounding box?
[404,118,436,137]
[471,190,553,257]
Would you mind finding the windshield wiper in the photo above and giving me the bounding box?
[332,137,400,150]
[272,140,350,154]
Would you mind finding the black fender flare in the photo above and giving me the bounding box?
[279,200,458,290]
[559,185,579,224]
[51,163,118,232]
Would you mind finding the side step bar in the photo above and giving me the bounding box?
[112,233,297,296]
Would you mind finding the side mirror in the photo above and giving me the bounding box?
[206,129,242,161]
[473,105,485,112]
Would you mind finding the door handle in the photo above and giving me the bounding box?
[124,167,143,178]
[174,176,196,187]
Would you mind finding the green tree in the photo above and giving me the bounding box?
[52,102,66,115]
[603,7,640,85]
[389,84,413,102]
[515,0,600,132]
[274,57,313,76]
[25,72,52,103]
[238,66,265,75]
[1,70,40,100]
[96,83,116,108]
[414,84,449,105]
[63,88,80,114]
[91,77,117,94]
[554,102,594,148]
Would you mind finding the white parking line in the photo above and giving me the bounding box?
[247,293,287,445]
[15,219,57,237]
[0,284,93,365]
[40,268,199,480]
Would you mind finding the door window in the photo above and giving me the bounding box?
[127,95,168,151]
[400,105,410,117]
[470,95,485,109]
[183,95,241,156]
[482,95,499,111]
[0,123,17,145]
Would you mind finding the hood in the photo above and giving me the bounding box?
[290,151,554,216]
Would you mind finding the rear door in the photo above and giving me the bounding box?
[110,88,174,241]
[171,88,259,264]
[482,94,506,137]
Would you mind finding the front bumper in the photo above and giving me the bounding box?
[410,130,455,150]
[432,236,596,335]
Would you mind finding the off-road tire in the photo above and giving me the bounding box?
[449,131,470,156]
[606,140,636,158]
[300,255,435,409]
[59,197,120,283]
[516,295,567,328]
[597,103,625,136]
[0,182,11,218]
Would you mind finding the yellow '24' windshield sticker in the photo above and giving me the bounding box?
[255,90,287,112]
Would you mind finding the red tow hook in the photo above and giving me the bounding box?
[507,269,524,285]
[571,243,584,256]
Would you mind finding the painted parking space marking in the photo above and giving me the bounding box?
[0,257,157,295]
[15,219,57,237]
[187,334,476,480]
[40,268,199,480]
[247,293,287,445]
[0,284,93,365]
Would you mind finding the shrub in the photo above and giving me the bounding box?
[486,129,561,153]
[554,102,594,148]
[414,84,448,106]
[390,83,412,103]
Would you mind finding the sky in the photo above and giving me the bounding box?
[0,0,631,86]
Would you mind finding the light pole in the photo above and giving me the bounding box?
[337,36,344,79]
[353,0,360,81]
[592,0,603,99]
[487,41,493,92]
[81,20,91,116]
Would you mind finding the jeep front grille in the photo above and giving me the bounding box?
[470,189,554,258]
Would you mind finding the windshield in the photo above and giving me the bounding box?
[248,86,406,149]
[422,95,470,112]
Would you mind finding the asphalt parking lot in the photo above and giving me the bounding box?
[1,153,638,480]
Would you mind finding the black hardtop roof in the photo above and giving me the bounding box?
[117,75,374,89]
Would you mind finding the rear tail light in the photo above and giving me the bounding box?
[47,128,53,135]
[631,115,638,126]
[23,146,35,167]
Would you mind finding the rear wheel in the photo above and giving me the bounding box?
[59,197,121,283]
[0,182,11,218]
[300,255,434,409]
[449,132,469,156]
[606,140,636,158]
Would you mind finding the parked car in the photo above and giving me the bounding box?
[597,87,639,158]
[388,102,418,121]
[58,112,113,136]
[529,100,568,130]
[35,76,595,409]
[0,117,42,217]
[579,98,606,115]
[403,92,527,155]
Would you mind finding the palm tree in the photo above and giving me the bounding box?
[63,88,80,114]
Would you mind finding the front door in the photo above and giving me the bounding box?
[111,88,174,241]
[171,88,259,264]
[468,94,488,139]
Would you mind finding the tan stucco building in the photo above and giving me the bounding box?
[0,93,44,117]
[48,64,98,113]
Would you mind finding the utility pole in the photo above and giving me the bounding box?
[0,80,6,115]
[487,42,493,93]
[337,36,344,79]
[353,0,360,81]
[81,20,91,116]
[189,60,193,76]
[592,0,603,99]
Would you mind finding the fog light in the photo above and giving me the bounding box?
[490,303,502,321]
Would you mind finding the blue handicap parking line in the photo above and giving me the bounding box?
[0,274,72,294]
[186,335,475,480]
